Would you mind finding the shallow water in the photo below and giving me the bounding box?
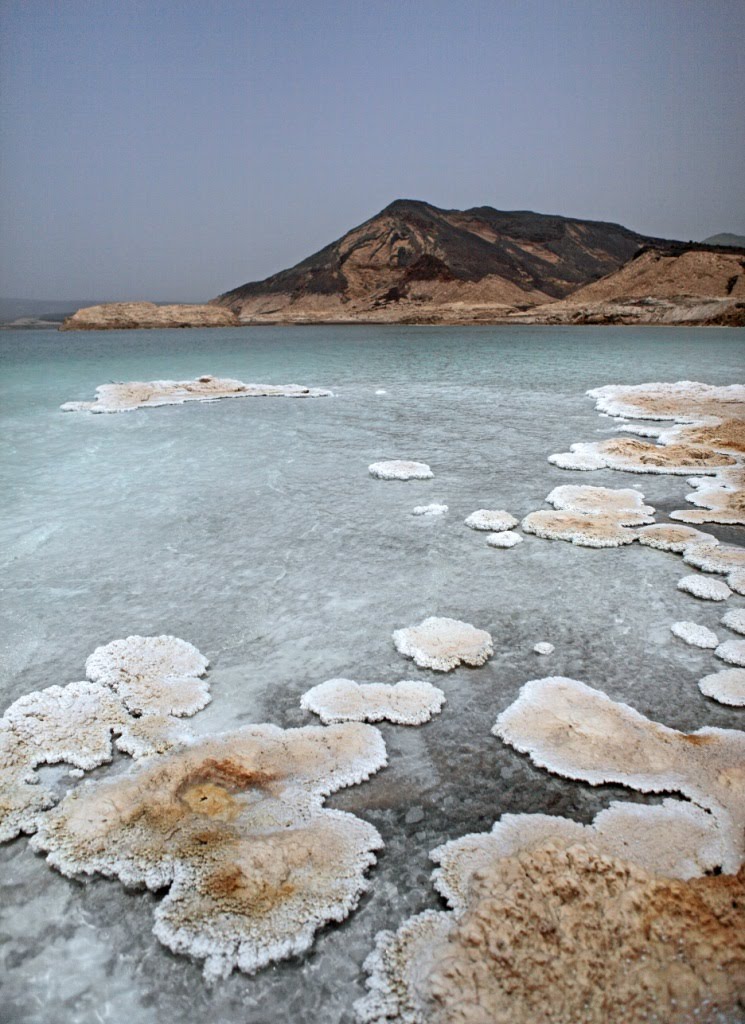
[1,324,744,1024]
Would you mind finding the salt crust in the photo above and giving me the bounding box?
[521,509,637,547]
[368,461,433,480]
[588,381,745,424]
[699,669,745,707]
[0,636,210,842]
[411,504,447,516]
[485,530,522,548]
[545,484,654,523]
[728,570,745,595]
[676,574,732,601]
[300,679,445,725]
[85,635,210,717]
[61,375,332,413]
[636,523,717,553]
[549,437,734,475]
[670,621,719,648]
[356,805,742,1024]
[722,608,745,635]
[683,542,745,576]
[464,509,518,532]
[715,639,745,667]
[670,466,745,527]
[533,642,554,655]
[392,617,493,672]
[30,723,387,981]
[493,677,745,870]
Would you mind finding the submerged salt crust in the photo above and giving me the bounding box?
[392,617,493,672]
[411,504,447,516]
[493,676,745,870]
[368,461,433,480]
[699,668,745,707]
[464,509,518,532]
[676,574,732,601]
[31,722,387,982]
[61,375,333,413]
[356,804,742,1024]
[300,679,445,725]
[0,636,212,842]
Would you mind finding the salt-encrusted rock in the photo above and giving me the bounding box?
[392,617,493,672]
[722,608,745,635]
[545,484,654,524]
[533,642,554,655]
[31,722,387,982]
[486,530,522,548]
[728,570,745,595]
[677,575,732,602]
[636,523,718,553]
[493,676,745,871]
[300,679,445,725]
[464,509,518,532]
[699,669,745,707]
[85,635,210,717]
[355,802,741,1024]
[670,621,719,648]
[411,504,447,516]
[715,639,745,667]
[368,461,433,480]
[683,542,745,576]
[521,510,637,547]
[61,376,332,413]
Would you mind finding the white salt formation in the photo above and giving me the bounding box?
[411,504,447,516]
[485,530,522,548]
[715,639,745,666]
[392,617,493,672]
[356,804,742,1024]
[549,437,735,475]
[728,570,745,595]
[31,722,386,982]
[61,375,333,413]
[636,523,717,553]
[722,608,745,635]
[493,676,745,870]
[85,634,210,717]
[0,636,211,842]
[670,621,719,648]
[588,381,745,423]
[533,642,554,655]
[521,509,638,547]
[464,509,518,532]
[677,574,732,601]
[300,679,445,725]
[368,461,433,480]
[699,669,745,707]
[545,484,654,523]
[671,466,745,527]
[684,542,745,576]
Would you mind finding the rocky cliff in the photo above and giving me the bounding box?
[60,302,239,331]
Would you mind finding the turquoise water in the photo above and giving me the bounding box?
[1,324,743,1024]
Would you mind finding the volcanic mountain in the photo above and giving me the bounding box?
[211,199,662,323]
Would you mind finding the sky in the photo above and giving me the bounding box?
[1,0,743,301]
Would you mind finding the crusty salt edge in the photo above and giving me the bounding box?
[1,636,211,841]
[464,509,518,531]
[670,466,745,526]
[545,484,654,519]
[722,608,745,636]
[300,679,445,725]
[61,376,333,413]
[85,634,210,717]
[521,510,639,547]
[677,575,732,601]
[699,669,745,707]
[493,676,745,870]
[355,802,737,1024]
[392,617,493,672]
[636,523,718,552]
[728,570,745,595]
[485,530,522,548]
[549,439,734,475]
[715,639,745,666]
[588,381,745,423]
[30,722,387,981]
[369,461,434,480]
[533,642,554,655]
[683,542,745,576]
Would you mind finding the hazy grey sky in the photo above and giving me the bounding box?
[1,0,743,301]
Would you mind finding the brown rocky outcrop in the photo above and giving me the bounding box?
[60,302,239,331]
